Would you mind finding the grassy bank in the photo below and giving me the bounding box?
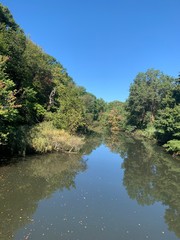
[28,122,84,154]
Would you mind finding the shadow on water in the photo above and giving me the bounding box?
[104,133,180,239]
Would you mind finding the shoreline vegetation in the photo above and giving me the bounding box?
[0,3,179,158]
[29,122,84,154]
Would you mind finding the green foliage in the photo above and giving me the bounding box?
[164,140,180,156]
[0,56,19,144]
[7,125,29,156]
[0,3,106,154]
[155,105,180,144]
[81,93,107,130]
[0,3,19,30]
[0,22,26,86]
[46,84,86,133]
[125,69,179,155]
[133,124,156,140]
[126,69,175,128]
[173,76,180,104]
[22,39,54,101]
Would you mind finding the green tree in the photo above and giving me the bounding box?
[173,75,180,104]
[0,56,19,144]
[0,3,19,30]
[155,105,180,144]
[126,69,175,128]
[47,83,85,133]
[0,19,26,88]
[77,90,106,130]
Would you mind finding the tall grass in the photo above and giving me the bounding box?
[28,122,84,153]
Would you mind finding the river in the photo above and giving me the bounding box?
[0,134,180,240]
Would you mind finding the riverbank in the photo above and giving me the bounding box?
[0,122,85,157]
[128,128,180,158]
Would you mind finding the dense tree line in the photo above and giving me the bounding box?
[102,69,180,156]
[126,69,179,155]
[0,4,106,155]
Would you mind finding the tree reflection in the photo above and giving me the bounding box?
[0,134,103,239]
[0,152,87,239]
[80,132,102,156]
[104,134,180,238]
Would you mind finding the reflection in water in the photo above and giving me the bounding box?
[0,133,180,239]
[80,132,102,156]
[104,134,180,238]
[0,153,87,239]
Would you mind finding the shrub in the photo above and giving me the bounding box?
[163,140,180,157]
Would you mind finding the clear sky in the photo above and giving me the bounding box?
[1,0,180,102]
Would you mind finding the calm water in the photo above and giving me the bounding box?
[0,134,180,240]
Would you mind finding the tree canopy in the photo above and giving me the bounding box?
[0,3,106,154]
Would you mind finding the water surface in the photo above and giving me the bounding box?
[0,134,180,240]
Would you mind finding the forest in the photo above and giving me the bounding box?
[0,3,179,157]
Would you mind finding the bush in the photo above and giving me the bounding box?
[141,124,156,139]
[28,122,84,153]
[163,140,180,157]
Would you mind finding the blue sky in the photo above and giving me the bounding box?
[1,0,180,102]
